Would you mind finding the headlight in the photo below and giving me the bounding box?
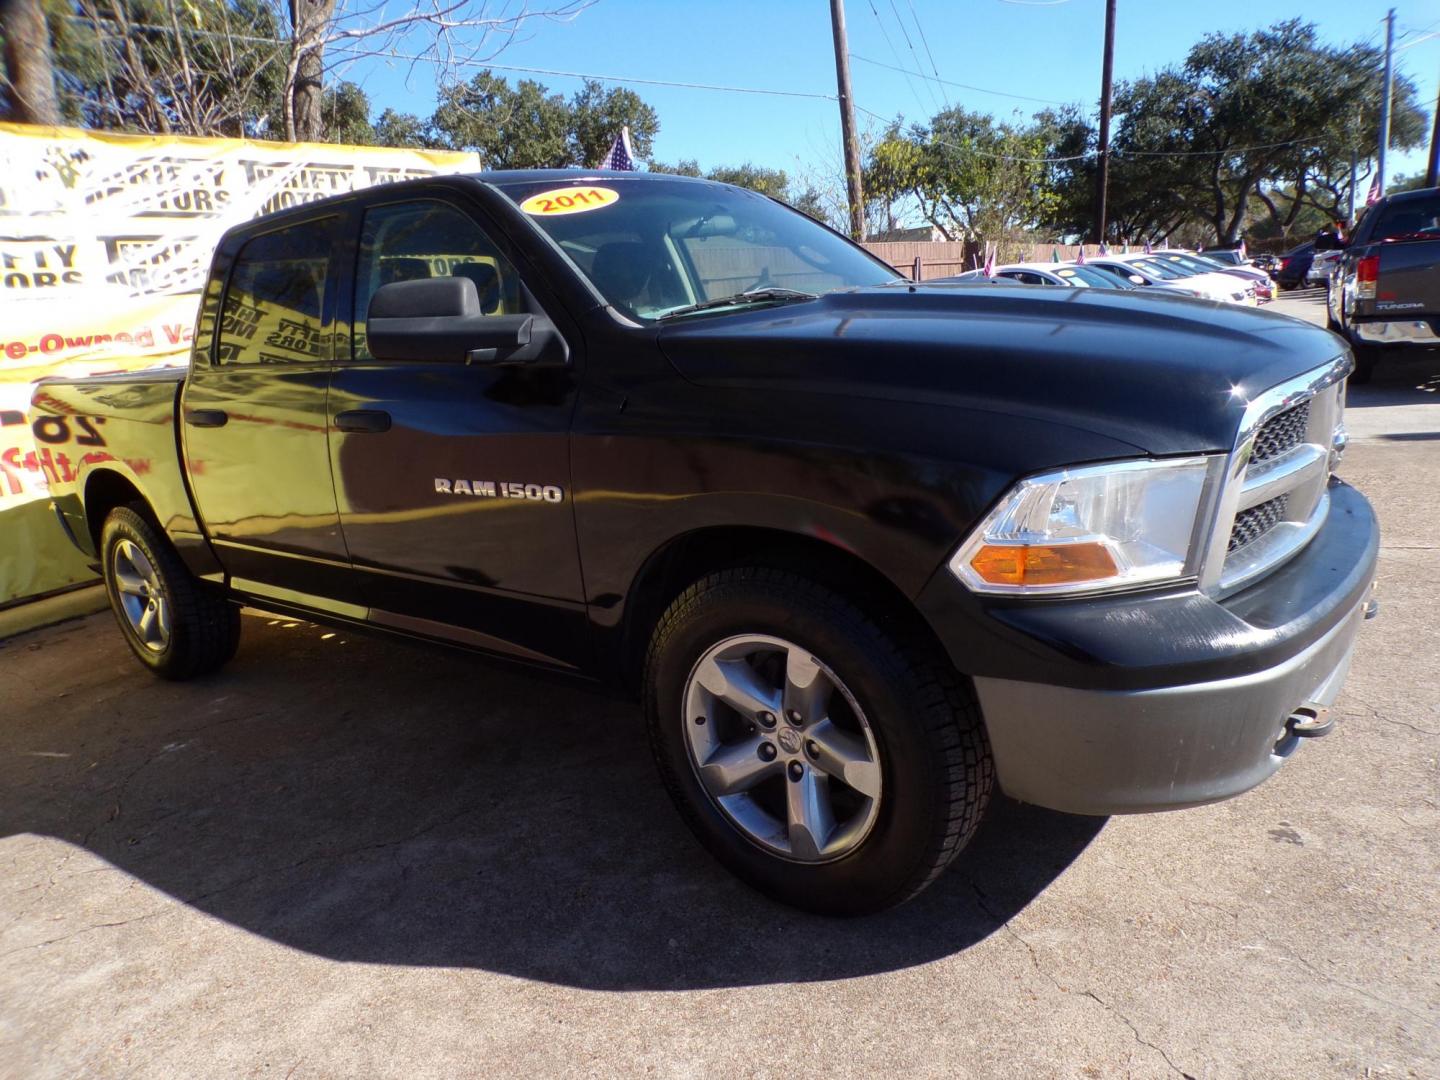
[951,456,1217,595]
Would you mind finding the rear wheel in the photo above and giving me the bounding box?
[100,505,240,679]
[644,567,993,914]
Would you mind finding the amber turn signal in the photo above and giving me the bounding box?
[969,542,1119,587]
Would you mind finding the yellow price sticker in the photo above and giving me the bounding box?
[519,186,620,216]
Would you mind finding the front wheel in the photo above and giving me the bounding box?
[644,568,993,914]
[100,505,240,679]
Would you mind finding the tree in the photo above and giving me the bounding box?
[649,159,827,220]
[281,0,594,142]
[862,108,1058,255]
[1,0,61,123]
[56,0,288,137]
[568,79,657,166]
[1104,20,1428,245]
[431,71,571,166]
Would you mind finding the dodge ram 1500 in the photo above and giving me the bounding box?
[30,171,1379,913]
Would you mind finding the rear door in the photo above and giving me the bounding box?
[182,210,361,615]
[328,192,588,669]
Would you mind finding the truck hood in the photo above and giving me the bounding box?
[658,285,1347,455]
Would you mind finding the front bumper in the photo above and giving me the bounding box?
[972,591,1371,814]
[918,480,1379,815]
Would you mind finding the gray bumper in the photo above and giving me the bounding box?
[973,593,1372,816]
[1352,318,1440,345]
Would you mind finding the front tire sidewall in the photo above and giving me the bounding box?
[648,579,951,914]
[102,512,177,674]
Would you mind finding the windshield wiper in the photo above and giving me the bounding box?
[656,287,818,320]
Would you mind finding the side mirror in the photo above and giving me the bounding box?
[365,277,564,366]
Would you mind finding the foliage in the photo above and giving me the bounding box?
[863,108,1057,256]
[49,0,288,136]
[1102,20,1428,244]
[649,159,828,221]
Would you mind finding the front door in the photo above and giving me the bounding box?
[328,195,587,669]
[182,211,361,615]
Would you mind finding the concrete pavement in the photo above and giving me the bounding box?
[1,302,1436,1078]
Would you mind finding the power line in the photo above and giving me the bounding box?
[64,15,840,101]
[884,0,943,115]
[850,52,1071,105]
[904,0,951,111]
[865,0,934,119]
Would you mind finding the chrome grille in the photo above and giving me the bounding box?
[1229,494,1289,552]
[1200,360,1348,596]
[1252,401,1310,463]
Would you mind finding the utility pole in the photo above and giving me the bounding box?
[1094,0,1117,245]
[1378,8,1396,195]
[829,0,866,241]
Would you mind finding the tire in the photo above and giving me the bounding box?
[100,504,241,680]
[1349,345,1379,384]
[644,567,993,915]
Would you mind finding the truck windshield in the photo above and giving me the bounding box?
[493,176,900,320]
[1369,193,1440,243]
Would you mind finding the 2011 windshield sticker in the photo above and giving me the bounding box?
[519,187,619,216]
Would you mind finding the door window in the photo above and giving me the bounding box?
[214,218,334,367]
[352,201,523,361]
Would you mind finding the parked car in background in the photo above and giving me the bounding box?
[1274,242,1315,290]
[1309,249,1344,285]
[1090,256,1245,301]
[990,263,1140,290]
[1327,184,1440,382]
[1155,252,1269,302]
[1086,260,1200,296]
[1199,248,1250,267]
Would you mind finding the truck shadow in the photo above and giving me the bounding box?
[2,613,1104,991]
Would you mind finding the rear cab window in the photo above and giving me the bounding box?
[213,217,336,367]
[1368,193,1440,243]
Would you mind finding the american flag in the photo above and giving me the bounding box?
[1366,176,1382,206]
[1143,239,1152,254]
[1075,245,1086,264]
[602,127,636,171]
[1098,241,1109,255]
[982,244,996,276]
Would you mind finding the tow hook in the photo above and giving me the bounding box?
[1286,704,1335,739]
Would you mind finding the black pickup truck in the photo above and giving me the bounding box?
[30,171,1378,913]
[1327,185,1440,381]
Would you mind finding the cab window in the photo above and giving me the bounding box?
[215,218,334,367]
[352,200,523,361]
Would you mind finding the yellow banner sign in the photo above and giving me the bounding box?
[0,123,478,608]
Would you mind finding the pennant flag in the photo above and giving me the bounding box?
[601,127,636,171]
[1366,176,1381,206]
[1051,246,1061,263]
[1075,245,1086,265]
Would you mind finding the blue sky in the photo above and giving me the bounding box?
[342,0,1440,183]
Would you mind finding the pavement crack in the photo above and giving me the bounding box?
[968,881,1198,1079]
[1344,696,1440,737]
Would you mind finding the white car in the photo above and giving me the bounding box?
[990,262,1152,290]
[1091,254,1253,304]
